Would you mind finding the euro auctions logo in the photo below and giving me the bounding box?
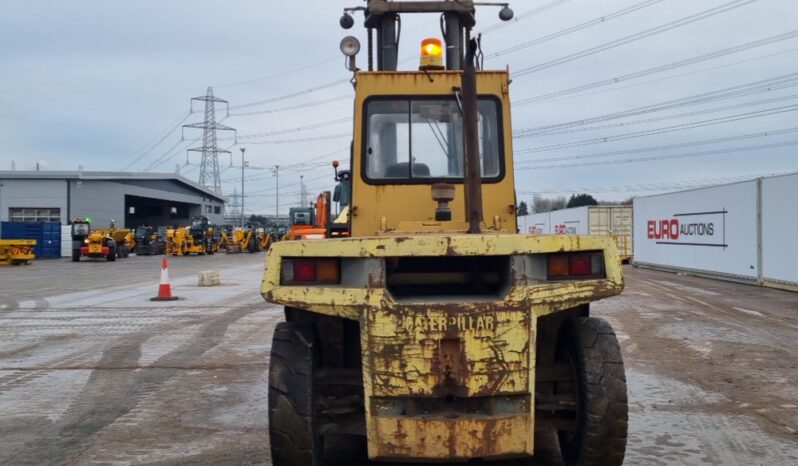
[647,210,728,248]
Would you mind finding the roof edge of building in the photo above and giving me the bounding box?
[0,170,226,202]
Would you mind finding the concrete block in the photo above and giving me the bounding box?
[198,270,220,287]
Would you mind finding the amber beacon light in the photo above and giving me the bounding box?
[419,38,444,70]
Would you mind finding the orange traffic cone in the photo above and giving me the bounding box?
[151,258,179,301]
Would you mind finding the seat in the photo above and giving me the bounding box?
[384,162,431,178]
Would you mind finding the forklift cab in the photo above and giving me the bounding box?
[289,208,314,226]
[189,216,209,242]
[71,221,91,240]
[332,169,351,210]
[135,225,153,243]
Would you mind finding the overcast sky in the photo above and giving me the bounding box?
[2,0,797,213]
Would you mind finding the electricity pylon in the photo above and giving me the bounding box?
[182,87,236,193]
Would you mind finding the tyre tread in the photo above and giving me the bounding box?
[268,321,321,466]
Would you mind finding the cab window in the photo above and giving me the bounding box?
[364,97,502,182]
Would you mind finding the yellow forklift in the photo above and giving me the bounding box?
[260,2,627,465]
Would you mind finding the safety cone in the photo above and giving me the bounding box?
[150,258,179,301]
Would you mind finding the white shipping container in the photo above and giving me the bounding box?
[548,207,590,235]
[61,225,72,257]
[761,173,798,288]
[527,212,551,235]
[527,206,633,259]
[633,181,759,279]
[528,206,632,234]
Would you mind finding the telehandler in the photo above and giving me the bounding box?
[93,221,134,258]
[166,216,214,256]
[134,225,164,255]
[261,2,627,465]
[71,219,116,262]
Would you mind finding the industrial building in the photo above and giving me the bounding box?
[0,171,226,228]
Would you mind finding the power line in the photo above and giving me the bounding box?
[221,117,350,141]
[488,0,665,59]
[517,172,794,195]
[121,111,192,171]
[519,92,798,138]
[515,103,798,152]
[517,139,798,170]
[228,95,352,117]
[516,126,798,165]
[214,56,341,89]
[513,29,798,106]
[480,0,575,34]
[512,0,762,78]
[144,137,195,171]
[229,79,350,111]
[234,133,350,145]
[515,72,798,136]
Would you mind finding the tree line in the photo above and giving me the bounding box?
[517,194,633,216]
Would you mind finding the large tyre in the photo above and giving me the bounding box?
[72,249,80,262]
[557,317,627,466]
[248,237,257,254]
[269,321,322,466]
[107,247,116,262]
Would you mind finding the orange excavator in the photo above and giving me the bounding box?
[286,192,330,241]
[285,161,352,241]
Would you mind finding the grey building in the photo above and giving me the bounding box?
[0,171,226,228]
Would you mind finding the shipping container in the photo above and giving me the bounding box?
[633,174,797,291]
[0,221,61,258]
[761,173,798,291]
[633,181,758,280]
[61,225,73,257]
[527,206,633,261]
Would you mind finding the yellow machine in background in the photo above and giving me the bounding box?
[166,216,214,256]
[93,221,134,258]
[224,227,246,253]
[71,220,117,262]
[208,225,223,253]
[260,3,628,466]
[258,230,273,251]
[0,239,36,265]
[225,223,268,253]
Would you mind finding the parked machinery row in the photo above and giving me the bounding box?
[222,222,274,254]
[68,216,274,262]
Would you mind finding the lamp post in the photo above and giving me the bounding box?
[274,165,280,218]
[240,147,246,228]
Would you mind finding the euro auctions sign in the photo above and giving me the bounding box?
[647,210,728,248]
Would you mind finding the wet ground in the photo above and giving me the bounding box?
[0,255,796,465]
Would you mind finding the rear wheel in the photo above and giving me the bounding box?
[248,237,257,253]
[269,322,322,466]
[106,247,116,262]
[556,317,628,466]
[72,249,80,262]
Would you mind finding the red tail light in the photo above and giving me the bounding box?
[569,254,592,276]
[293,260,317,282]
[548,252,604,279]
[281,258,341,285]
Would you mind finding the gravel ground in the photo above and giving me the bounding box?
[0,254,796,465]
